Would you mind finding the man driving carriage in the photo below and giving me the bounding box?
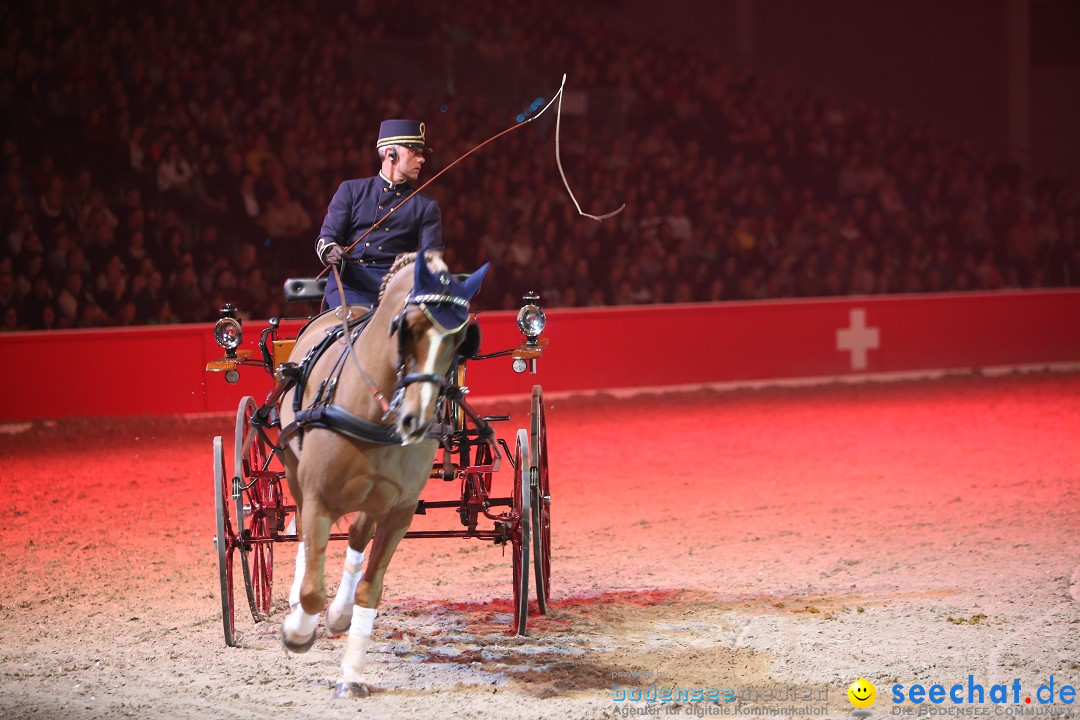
[288,118,444,618]
[315,119,442,309]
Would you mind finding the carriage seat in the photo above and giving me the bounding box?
[283,277,328,303]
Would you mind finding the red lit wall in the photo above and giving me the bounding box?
[3,290,1079,421]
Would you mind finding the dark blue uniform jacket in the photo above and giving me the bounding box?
[316,173,442,307]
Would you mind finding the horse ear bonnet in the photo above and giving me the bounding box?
[412,260,490,334]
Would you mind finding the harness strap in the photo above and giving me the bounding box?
[445,387,497,443]
[399,373,446,389]
[288,405,402,446]
[249,397,291,457]
[280,403,450,448]
[332,264,392,415]
[292,309,374,413]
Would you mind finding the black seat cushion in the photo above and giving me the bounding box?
[283,277,328,302]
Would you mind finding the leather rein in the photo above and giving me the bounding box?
[330,263,451,422]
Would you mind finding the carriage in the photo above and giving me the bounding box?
[206,274,552,648]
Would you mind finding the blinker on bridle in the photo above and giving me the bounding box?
[382,290,467,424]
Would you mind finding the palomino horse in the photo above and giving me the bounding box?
[277,253,487,698]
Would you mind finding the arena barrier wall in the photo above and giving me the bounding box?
[3,289,1079,421]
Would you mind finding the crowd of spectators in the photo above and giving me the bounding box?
[1,0,1078,331]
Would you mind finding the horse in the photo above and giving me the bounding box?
[276,252,488,698]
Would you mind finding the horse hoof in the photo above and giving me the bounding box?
[333,681,370,699]
[325,607,353,636]
[281,627,318,654]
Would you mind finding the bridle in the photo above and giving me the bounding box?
[382,291,466,423]
[329,264,464,426]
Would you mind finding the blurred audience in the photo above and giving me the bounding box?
[1,0,1078,332]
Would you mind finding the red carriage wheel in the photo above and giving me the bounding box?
[234,396,274,622]
[245,507,273,621]
[213,436,238,647]
[530,385,551,614]
[511,429,532,636]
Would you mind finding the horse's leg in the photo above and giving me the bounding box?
[281,499,331,653]
[287,514,305,610]
[334,504,414,699]
[282,448,306,610]
[326,512,375,634]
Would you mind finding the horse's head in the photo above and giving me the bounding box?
[386,255,489,444]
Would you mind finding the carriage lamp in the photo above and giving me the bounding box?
[514,292,545,374]
[214,304,243,358]
[516,292,546,344]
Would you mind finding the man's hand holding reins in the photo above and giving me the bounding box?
[322,244,344,266]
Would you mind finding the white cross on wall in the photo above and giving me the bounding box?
[836,308,880,371]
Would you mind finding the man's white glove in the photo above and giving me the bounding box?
[323,244,344,265]
[317,238,344,265]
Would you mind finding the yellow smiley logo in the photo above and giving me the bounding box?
[848,678,876,709]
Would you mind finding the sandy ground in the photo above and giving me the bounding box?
[1,372,1079,720]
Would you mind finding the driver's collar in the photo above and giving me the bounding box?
[379,171,410,191]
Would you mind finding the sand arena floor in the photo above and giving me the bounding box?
[1,372,1078,720]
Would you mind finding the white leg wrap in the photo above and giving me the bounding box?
[283,605,319,638]
[330,547,365,615]
[340,607,378,684]
[289,541,306,607]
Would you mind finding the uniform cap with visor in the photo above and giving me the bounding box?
[376,119,432,154]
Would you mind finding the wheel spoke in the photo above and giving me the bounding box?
[234,396,279,623]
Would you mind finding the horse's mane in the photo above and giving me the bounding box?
[377,251,445,303]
